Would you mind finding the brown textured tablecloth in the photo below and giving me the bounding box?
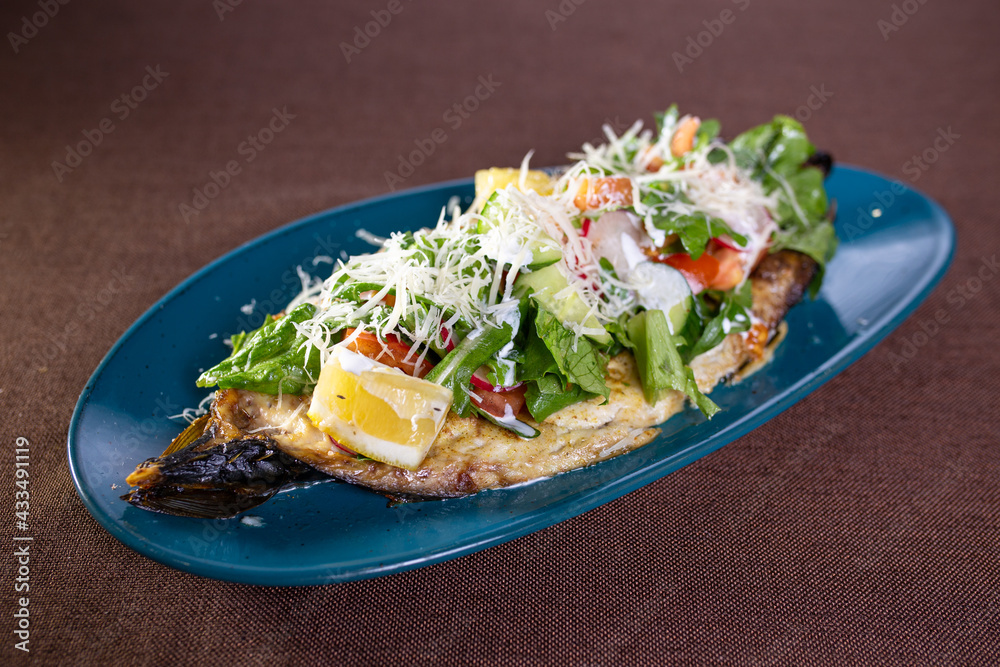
[2,0,998,664]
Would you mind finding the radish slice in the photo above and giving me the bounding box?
[588,210,647,279]
[439,326,456,352]
[471,366,523,393]
[327,434,357,456]
[713,235,746,251]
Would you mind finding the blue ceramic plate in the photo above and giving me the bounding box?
[69,166,954,586]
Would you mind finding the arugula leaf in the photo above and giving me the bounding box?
[727,115,837,290]
[772,218,839,297]
[683,281,753,361]
[627,309,719,418]
[533,309,610,400]
[653,104,679,136]
[424,323,514,417]
[694,118,721,149]
[773,165,828,224]
[644,200,748,259]
[197,304,326,395]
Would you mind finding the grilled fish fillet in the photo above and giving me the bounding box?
[192,250,816,498]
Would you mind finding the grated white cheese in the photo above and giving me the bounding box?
[281,113,786,368]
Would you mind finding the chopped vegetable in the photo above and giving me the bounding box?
[197,107,834,439]
[307,346,453,470]
[196,304,328,395]
[627,309,718,418]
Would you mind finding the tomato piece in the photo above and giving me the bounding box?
[642,146,664,172]
[573,177,633,211]
[358,290,396,308]
[709,247,744,291]
[342,329,432,378]
[657,252,720,293]
[670,116,700,157]
[471,384,527,419]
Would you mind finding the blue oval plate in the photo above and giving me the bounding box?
[69,166,954,586]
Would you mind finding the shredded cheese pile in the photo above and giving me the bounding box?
[285,116,786,369]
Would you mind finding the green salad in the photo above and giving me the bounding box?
[195,107,837,445]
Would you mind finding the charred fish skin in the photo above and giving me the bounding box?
[121,433,328,519]
[750,251,818,330]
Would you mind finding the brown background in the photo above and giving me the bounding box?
[2,0,998,664]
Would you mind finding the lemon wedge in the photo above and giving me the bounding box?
[473,167,553,211]
[306,346,453,470]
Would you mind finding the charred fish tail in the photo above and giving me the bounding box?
[122,421,327,519]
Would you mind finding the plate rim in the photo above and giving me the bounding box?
[68,165,956,585]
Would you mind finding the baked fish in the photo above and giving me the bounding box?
[124,108,836,517]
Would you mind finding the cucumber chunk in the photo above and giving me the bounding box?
[479,191,562,270]
[515,264,611,345]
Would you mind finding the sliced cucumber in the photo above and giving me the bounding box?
[478,191,562,270]
[629,262,692,334]
[471,404,540,439]
[515,264,612,345]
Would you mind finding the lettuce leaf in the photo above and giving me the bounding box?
[532,309,610,401]
[525,375,597,423]
[727,115,838,290]
[682,281,753,362]
[518,311,601,422]
[196,303,325,395]
[626,309,718,418]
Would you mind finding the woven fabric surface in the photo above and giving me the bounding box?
[1,0,998,665]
